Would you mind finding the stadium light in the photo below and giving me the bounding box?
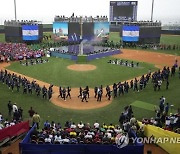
[151,0,154,21]
[14,0,17,21]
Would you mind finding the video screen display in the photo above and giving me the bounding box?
[110,1,137,21]
[83,23,94,41]
[53,22,68,41]
[139,27,161,38]
[68,23,81,42]
[22,25,39,40]
[94,22,109,41]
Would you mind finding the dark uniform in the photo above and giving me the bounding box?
[62,88,66,101]
[7,101,12,116]
[58,86,62,98]
[97,88,102,102]
[42,86,47,99]
[113,83,117,98]
[78,87,82,98]
[94,86,98,98]
[82,89,88,102]
[85,86,89,98]
[66,87,71,99]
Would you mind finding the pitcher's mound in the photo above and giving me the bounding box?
[67,64,96,71]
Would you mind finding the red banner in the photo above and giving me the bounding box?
[0,121,29,141]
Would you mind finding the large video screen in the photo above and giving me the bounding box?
[53,22,68,41]
[110,1,137,21]
[68,23,81,42]
[94,22,109,41]
[83,23,94,41]
[22,25,39,40]
[139,27,161,38]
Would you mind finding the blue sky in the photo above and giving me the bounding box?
[0,0,179,25]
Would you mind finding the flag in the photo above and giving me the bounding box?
[22,25,39,40]
[122,26,139,42]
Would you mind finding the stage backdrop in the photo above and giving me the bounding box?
[82,23,94,41]
[94,22,109,41]
[53,22,68,41]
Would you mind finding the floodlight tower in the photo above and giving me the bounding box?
[14,0,17,21]
[151,0,154,21]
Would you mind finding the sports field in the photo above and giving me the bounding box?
[0,32,180,128]
[7,57,156,88]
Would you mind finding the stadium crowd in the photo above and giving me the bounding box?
[0,101,23,130]
[0,43,45,62]
[97,40,180,52]
[29,105,143,145]
[142,97,180,134]
[54,15,108,22]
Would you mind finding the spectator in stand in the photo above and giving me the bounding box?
[70,122,77,129]
[32,112,41,129]
[13,109,20,121]
[130,115,136,125]
[0,112,3,122]
[94,120,100,129]
[12,103,18,113]
[165,103,169,115]
[127,105,133,119]
[44,134,52,143]
[7,101,13,116]
[18,107,23,119]
[28,107,35,118]
[77,121,84,129]
[159,98,165,113]
[44,120,51,130]
[0,121,4,130]
[54,133,62,143]
[119,112,125,128]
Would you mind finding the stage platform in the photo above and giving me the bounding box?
[50,45,121,62]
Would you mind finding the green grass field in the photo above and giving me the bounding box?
[7,57,156,88]
[0,33,5,42]
[0,70,179,127]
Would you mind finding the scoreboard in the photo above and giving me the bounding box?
[110,1,138,22]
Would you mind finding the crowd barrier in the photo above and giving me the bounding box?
[0,121,29,141]
[19,125,144,154]
[139,122,180,154]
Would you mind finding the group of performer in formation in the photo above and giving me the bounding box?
[20,58,49,66]
[0,69,54,100]
[0,62,179,103]
[108,59,139,68]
